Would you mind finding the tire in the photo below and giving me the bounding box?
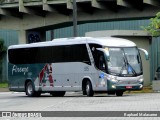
[116,91,123,96]
[83,91,87,95]
[50,91,66,97]
[86,80,94,97]
[26,81,41,97]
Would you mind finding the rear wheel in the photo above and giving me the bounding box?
[50,91,66,97]
[86,81,94,97]
[116,91,123,96]
[26,81,41,97]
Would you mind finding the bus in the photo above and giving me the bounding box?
[7,37,149,97]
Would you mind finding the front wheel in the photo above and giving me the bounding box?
[26,81,41,97]
[86,81,94,97]
[116,91,123,96]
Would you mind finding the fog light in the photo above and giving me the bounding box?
[112,85,116,89]
[140,84,143,89]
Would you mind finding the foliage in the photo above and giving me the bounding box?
[0,82,8,88]
[0,38,6,62]
[0,0,5,4]
[141,12,160,37]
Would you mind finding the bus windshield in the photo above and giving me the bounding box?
[106,47,142,76]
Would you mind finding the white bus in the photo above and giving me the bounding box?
[7,37,149,97]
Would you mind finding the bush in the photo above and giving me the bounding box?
[0,38,6,82]
[141,12,160,37]
[0,38,6,62]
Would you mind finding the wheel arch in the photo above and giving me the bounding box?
[24,79,33,91]
[82,76,93,91]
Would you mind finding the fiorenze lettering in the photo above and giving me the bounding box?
[12,65,29,75]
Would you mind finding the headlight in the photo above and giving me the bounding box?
[107,75,118,82]
[111,79,118,82]
[139,78,143,82]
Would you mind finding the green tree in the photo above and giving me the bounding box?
[142,12,160,37]
[0,38,6,82]
[0,38,6,61]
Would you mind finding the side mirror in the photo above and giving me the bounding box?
[96,48,110,61]
[138,48,149,60]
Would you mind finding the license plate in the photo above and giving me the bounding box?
[126,86,132,89]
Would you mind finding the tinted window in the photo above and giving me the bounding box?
[8,44,90,65]
[89,44,102,68]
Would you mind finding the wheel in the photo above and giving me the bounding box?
[83,91,86,95]
[86,81,94,97]
[26,81,41,97]
[50,91,66,97]
[116,91,123,96]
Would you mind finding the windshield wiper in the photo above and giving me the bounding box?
[127,62,137,76]
[120,49,137,76]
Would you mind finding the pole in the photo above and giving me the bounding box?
[73,0,77,37]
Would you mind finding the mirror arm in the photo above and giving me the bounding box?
[138,48,149,60]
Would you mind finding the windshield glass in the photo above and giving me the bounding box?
[106,47,142,76]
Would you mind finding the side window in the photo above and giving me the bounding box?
[71,44,91,64]
[8,49,18,64]
[9,44,91,64]
[89,44,103,69]
[98,53,106,71]
[64,46,72,62]
[96,51,106,71]
[8,48,37,64]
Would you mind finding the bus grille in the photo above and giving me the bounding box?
[117,80,139,85]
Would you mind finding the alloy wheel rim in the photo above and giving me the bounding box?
[27,84,33,95]
[86,84,90,94]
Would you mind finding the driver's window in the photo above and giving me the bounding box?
[98,52,106,71]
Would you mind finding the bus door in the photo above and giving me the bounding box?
[94,50,108,89]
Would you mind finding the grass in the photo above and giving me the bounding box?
[0,82,8,88]
[125,86,153,94]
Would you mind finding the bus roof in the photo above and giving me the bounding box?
[8,37,136,49]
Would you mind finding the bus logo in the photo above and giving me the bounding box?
[12,65,29,75]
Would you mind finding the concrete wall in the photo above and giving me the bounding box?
[85,30,151,86]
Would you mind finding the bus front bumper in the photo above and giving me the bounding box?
[107,81,143,91]
[113,84,143,91]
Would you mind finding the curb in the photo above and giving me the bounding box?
[0,88,10,92]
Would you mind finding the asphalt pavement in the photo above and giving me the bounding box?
[0,92,160,120]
